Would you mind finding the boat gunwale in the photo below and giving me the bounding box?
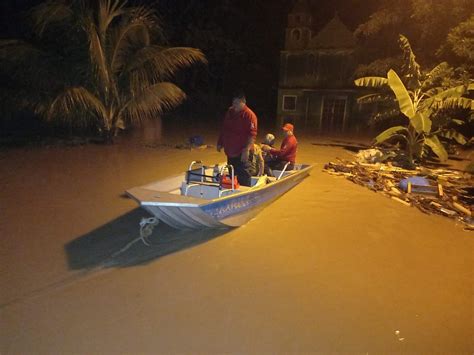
[199,163,314,207]
[128,163,315,208]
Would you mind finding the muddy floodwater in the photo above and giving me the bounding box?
[1,121,473,354]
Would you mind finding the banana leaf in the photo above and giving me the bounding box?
[425,62,449,81]
[356,93,391,105]
[424,135,448,162]
[371,108,401,123]
[434,97,474,110]
[439,129,467,145]
[354,76,388,88]
[410,111,432,134]
[422,85,466,110]
[399,35,421,86]
[375,125,408,144]
[387,69,415,119]
[433,85,465,99]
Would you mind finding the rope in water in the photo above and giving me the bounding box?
[108,217,159,259]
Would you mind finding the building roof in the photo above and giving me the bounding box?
[311,14,356,49]
[290,0,311,14]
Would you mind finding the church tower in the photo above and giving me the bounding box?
[285,0,312,50]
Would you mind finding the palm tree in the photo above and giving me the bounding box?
[0,0,206,140]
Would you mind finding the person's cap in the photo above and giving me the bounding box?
[282,123,294,132]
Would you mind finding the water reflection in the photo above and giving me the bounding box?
[127,117,163,144]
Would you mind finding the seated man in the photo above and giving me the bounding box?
[246,143,264,177]
[261,133,276,163]
[263,133,275,147]
[262,123,297,173]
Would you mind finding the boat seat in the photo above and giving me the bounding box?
[181,181,250,199]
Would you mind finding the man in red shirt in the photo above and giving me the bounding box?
[262,123,297,172]
[217,94,258,186]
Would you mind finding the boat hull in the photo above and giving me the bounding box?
[202,168,310,227]
[127,164,313,229]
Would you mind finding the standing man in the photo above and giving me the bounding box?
[217,93,258,186]
[262,123,297,172]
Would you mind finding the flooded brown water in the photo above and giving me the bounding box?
[1,121,473,354]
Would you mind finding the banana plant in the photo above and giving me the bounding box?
[355,35,473,164]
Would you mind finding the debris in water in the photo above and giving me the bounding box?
[324,160,473,230]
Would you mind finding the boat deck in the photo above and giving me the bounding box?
[126,187,204,207]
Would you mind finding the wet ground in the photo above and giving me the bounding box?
[1,121,473,354]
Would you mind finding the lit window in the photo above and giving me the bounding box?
[283,95,297,111]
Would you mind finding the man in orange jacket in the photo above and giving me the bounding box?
[262,123,297,173]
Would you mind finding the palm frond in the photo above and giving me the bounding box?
[30,0,74,36]
[126,46,206,93]
[2,0,202,135]
[47,86,107,127]
[119,82,186,124]
[0,39,68,92]
[1,40,74,78]
[109,20,151,74]
[127,5,160,32]
[0,39,48,67]
[127,46,206,74]
[98,0,125,38]
[84,16,111,92]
